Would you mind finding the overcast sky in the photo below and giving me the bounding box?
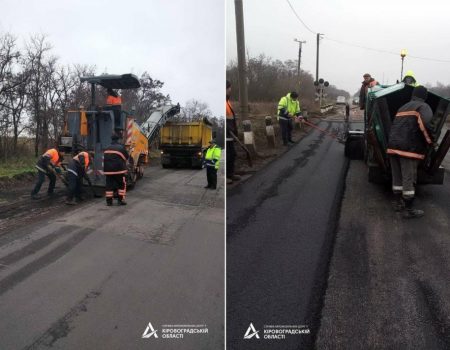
[227,0,450,96]
[0,0,224,117]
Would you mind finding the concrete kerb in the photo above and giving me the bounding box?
[265,116,276,148]
[320,104,335,114]
[230,115,323,189]
[242,120,257,156]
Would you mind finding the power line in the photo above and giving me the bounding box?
[286,0,450,63]
[285,0,316,35]
[325,37,450,63]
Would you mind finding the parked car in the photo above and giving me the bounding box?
[336,96,346,105]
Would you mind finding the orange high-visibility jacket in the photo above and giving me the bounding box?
[73,151,90,169]
[44,148,61,166]
[106,95,122,105]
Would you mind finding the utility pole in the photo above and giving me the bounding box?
[294,39,306,82]
[315,33,323,83]
[234,0,249,121]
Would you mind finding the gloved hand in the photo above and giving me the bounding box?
[47,165,56,175]
[278,107,286,117]
[55,167,62,174]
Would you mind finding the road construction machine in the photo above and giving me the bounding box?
[345,82,450,184]
[59,74,148,187]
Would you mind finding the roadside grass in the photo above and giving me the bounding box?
[0,155,36,178]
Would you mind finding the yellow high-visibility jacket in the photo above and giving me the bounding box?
[205,145,221,170]
[277,93,301,120]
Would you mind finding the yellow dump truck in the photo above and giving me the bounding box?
[160,118,213,168]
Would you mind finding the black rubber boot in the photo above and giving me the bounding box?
[392,193,405,212]
[403,198,424,219]
[106,198,113,206]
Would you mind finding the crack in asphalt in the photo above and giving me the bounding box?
[22,289,105,350]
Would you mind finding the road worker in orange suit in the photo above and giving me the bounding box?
[387,86,433,219]
[31,148,63,199]
[106,88,122,105]
[65,151,91,205]
[103,134,129,206]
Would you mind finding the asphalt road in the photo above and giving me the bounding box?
[227,120,348,350]
[0,164,224,350]
[316,160,450,349]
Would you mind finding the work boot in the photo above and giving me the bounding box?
[403,199,424,219]
[31,194,40,200]
[65,199,76,205]
[106,198,113,206]
[204,185,211,189]
[118,198,127,205]
[392,194,405,212]
[403,209,424,219]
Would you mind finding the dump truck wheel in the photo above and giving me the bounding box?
[127,159,137,186]
[137,164,144,179]
[345,137,364,160]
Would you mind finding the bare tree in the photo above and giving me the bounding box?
[180,99,212,121]
[24,34,52,156]
[4,71,29,152]
[0,33,30,159]
[121,72,170,123]
[70,64,96,109]
[0,33,22,102]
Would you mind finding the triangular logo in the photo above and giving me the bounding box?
[243,322,260,339]
[142,322,158,339]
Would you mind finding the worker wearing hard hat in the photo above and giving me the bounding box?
[31,148,63,199]
[204,139,221,190]
[277,91,301,146]
[402,70,419,87]
[387,86,433,219]
[103,134,129,206]
[359,73,378,110]
[65,151,91,205]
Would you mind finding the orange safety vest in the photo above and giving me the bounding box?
[44,148,61,166]
[73,151,90,169]
[226,99,235,119]
[106,95,122,105]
